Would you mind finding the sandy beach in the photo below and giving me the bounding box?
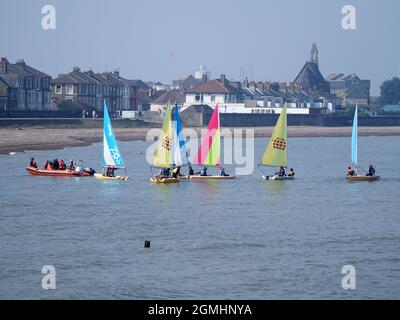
[1,126,400,155]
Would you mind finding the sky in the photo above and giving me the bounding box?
[1,0,399,95]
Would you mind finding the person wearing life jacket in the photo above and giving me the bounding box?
[59,159,66,170]
[220,167,229,176]
[277,166,286,177]
[347,166,355,176]
[46,160,53,170]
[188,166,194,176]
[200,166,208,176]
[29,158,38,168]
[366,164,376,176]
[68,160,75,170]
[172,166,180,178]
[288,168,295,177]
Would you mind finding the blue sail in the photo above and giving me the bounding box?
[103,101,125,167]
[172,104,189,166]
[351,105,358,166]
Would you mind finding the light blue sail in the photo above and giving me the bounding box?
[351,105,358,166]
[172,104,189,166]
[103,101,125,167]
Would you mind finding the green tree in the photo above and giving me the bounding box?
[379,77,400,106]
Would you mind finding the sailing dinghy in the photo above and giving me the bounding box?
[190,104,235,180]
[94,101,128,181]
[259,107,294,180]
[347,105,379,181]
[150,103,190,183]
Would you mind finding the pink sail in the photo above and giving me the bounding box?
[193,104,221,167]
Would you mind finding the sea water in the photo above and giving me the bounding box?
[0,136,399,299]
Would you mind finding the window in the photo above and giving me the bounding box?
[66,84,74,94]
[55,84,62,94]
[195,94,203,102]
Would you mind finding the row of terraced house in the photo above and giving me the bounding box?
[0,57,150,113]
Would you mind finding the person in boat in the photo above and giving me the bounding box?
[347,166,355,176]
[188,165,194,176]
[366,164,376,176]
[29,158,38,168]
[171,166,181,178]
[200,166,208,176]
[220,167,229,177]
[44,160,52,170]
[277,166,286,177]
[106,166,116,177]
[287,168,295,177]
[52,159,59,170]
[59,159,66,170]
[68,160,75,170]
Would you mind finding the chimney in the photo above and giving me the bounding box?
[0,57,8,73]
[279,82,287,91]
[256,81,264,91]
[113,68,120,78]
[201,73,208,83]
[72,67,81,73]
[264,81,271,91]
[16,59,26,70]
[243,78,249,88]
[220,74,226,85]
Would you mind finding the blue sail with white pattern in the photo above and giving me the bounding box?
[103,101,125,167]
[172,104,189,166]
[351,104,358,167]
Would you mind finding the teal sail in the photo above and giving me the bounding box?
[351,105,358,167]
[172,104,189,166]
[103,101,125,167]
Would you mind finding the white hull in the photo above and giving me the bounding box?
[263,175,295,181]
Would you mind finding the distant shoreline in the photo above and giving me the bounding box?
[1,126,400,155]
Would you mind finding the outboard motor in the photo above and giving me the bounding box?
[75,166,84,175]
[84,167,96,176]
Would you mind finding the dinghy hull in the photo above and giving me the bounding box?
[189,175,235,180]
[347,175,380,181]
[263,175,294,181]
[150,176,180,183]
[94,173,128,181]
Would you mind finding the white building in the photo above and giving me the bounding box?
[194,65,211,80]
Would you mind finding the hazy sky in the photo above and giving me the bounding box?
[1,0,399,95]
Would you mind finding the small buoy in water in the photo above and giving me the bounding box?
[9,152,16,156]
[144,240,151,248]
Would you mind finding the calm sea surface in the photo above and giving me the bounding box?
[0,136,399,299]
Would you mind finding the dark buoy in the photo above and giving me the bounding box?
[144,240,151,248]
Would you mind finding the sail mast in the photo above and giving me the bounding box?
[351,103,358,174]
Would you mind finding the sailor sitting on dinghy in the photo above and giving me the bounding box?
[287,168,295,177]
[277,166,286,177]
[29,158,38,168]
[220,167,229,177]
[200,166,208,176]
[347,166,355,176]
[366,164,376,176]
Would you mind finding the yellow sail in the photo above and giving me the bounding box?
[152,104,173,168]
[261,107,287,167]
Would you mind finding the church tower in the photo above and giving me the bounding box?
[310,42,319,66]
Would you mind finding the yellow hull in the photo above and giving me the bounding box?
[150,176,180,184]
[94,173,129,181]
[189,175,236,180]
[177,175,190,180]
[347,175,380,181]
